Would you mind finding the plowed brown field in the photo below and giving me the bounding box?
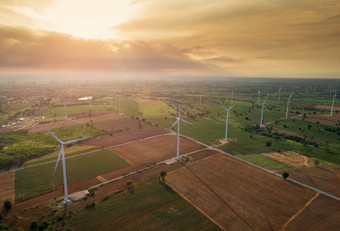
[30,112,122,133]
[0,172,15,202]
[166,153,316,231]
[93,118,153,132]
[84,128,168,147]
[278,165,340,197]
[286,194,340,231]
[112,134,204,165]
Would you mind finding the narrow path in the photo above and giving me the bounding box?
[280,192,320,231]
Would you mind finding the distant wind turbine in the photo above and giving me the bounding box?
[118,96,122,115]
[200,92,202,105]
[330,93,336,116]
[260,95,269,128]
[286,93,292,119]
[258,90,260,104]
[42,125,90,206]
[169,105,194,160]
[223,104,235,141]
[278,86,281,101]
[231,90,234,102]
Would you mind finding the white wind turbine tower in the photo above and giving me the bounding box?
[223,104,235,141]
[118,96,122,115]
[260,95,269,128]
[278,86,281,101]
[258,90,260,104]
[330,93,336,116]
[42,125,89,206]
[200,92,202,105]
[285,93,292,119]
[169,105,194,160]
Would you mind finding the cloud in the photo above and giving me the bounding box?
[0,25,222,74]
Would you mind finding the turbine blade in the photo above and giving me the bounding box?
[169,119,179,130]
[42,125,63,144]
[228,104,235,110]
[263,96,268,105]
[180,119,194,127]
[222,106,228,111]
[64,137,90,145]
[53,146,63,176]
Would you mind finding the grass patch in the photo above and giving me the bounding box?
[15,149,129,201]
[24,145,99,166]
[236,154,293,171]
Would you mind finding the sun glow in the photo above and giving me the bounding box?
[39,0,138,39]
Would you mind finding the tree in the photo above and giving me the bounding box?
[308,124,312,130]
[266,141,272,147]
[282,172,289,179]
[314,159,320,167]
[3,200,11,210]
[160,171,167,178]
[29,220,38,231]
[126,180,133,187]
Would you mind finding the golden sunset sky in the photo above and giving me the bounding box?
[0,0,339,78]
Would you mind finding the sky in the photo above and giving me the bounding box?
[0,0,339,78]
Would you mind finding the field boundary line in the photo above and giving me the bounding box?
[280,192,320,231]
[165,179,226,231]
[178,133,340,201]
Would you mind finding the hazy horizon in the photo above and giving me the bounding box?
[0,0,340,78]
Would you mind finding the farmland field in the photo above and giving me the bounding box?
[0,172,15,202]
[65,178,221,231]
[84,128,168,147]
[112,134,204,165]
[278,165,340,197]
[93,118,154,133]
[136,99,176,116]
[166,153,316,231]
[284,194,340,231]
[15,149,129,201]
[24,145,98,166]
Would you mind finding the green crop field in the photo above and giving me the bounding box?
[45,104,111,121]
[236,154,293,170]
[15,149,130,201]
[24,145,99,166]
[137,100,176,116]
[106,98,139,116]
[65,178,221,231]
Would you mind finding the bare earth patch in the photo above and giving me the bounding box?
[84,128,168,147]
[166,153,315,231]
[278,165,340,198]
[0,172,15,202]
[263,152,311,168]
[112,134,203,166]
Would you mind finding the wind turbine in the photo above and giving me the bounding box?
[200,91,202,105]
[260,95,269,128]
[258,90,260,104]
[223,104,235,141]
[169,105,194,160]
[278,86,281,101]
[64,101,67,120]
[42,125,89,206]
[285,93,292,119]
[330,93,336,116]
[231,90,234,102]
[118,96,122,115]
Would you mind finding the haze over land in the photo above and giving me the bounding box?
[0,0,340,78]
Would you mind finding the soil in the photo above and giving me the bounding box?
[166,153,316,231]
